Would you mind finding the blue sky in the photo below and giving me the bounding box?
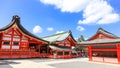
[0,0,120,39]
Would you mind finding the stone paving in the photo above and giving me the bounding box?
[0,60,20,68]
[0,58,119,68]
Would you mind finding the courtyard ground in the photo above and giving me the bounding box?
[0,58,119,68]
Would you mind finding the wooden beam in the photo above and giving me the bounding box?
[92,44,117,46]
[92,49,116,51]
[29,42,40,44]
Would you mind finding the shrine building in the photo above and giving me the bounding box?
[0,15,77,59]
[78,28,120,64]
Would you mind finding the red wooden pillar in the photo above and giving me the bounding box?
[116,44,120,64]
[56,50,58,58]
[69,50,71,58]
[63,50,64,58]
[0,33,4,49]
[10,28,14,50]
[64,41,66,46]
[38,44,40,56]
[19,36,22,50]
[88,45,92,61]
[47,45,49,55]
[0,33,3,58]
[39,45,41,55]
[10,28,14,58]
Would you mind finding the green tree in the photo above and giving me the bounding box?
[77,35,85,42]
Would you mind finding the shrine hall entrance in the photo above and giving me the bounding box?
[29,44,50,57]
[29,43,39,52]
[29,44,50,53]
[40,45,50,56]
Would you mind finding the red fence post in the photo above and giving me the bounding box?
[88,45,92,61]
[116,44,120,64]
[10,50,12,58]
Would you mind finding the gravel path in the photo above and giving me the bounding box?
[0,58,119,68]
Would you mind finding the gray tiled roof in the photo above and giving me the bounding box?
[78,38,120,45]
[42,30,76,43]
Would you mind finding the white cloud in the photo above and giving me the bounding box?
[78,0,120,24]
[40,0,90,13]
[33,25,43,33]
[56,31,64,34]
[47,27,54,31]
[40,0,120,24]
[97,13,120,24]
[76,26,85,31]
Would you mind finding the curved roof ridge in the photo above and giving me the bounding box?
[42,30,71,38]
[0,15,19,31]
[0,15,48,43]
[98,28,118,38]
[87,28,119,41]
[41,30,71,42]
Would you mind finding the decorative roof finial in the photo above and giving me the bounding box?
[13,15,20,19]
[12,15,20,23]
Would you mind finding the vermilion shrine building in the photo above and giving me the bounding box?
[42,31,77,58]
[78,28,120,64]
[0,15,77,59]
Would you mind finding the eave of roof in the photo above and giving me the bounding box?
[78,38,120,45]
[49,45,72,51]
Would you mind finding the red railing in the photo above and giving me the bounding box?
[40,53,49,58]
[92,57,118,64]
[0,49,40,59]
[47,54,77,59]
[0,49,76,59]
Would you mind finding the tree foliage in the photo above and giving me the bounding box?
[77,35,85,42]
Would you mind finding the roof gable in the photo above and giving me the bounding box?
[0,15,48,43]
[87,28,119,41]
